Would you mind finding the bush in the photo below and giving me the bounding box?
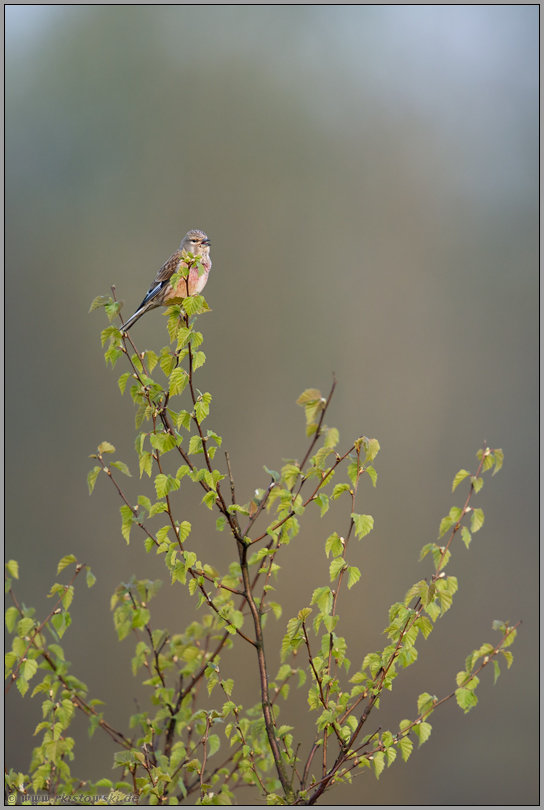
[5,257,519,805]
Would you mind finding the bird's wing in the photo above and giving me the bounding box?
[134,250,184,310]
[156,249,184,282]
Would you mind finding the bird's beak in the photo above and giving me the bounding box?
[202,238,211,246]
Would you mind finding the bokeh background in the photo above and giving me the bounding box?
[5,5,538,805]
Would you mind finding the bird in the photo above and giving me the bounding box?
[121,230,212,331]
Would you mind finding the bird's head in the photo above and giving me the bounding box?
[181,230,211,257]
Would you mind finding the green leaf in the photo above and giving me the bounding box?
[471,508,484,533]
[153,474,180,498]
[347,566,361,589]
[178,521,192,542]
[323,426,339,448]
[477,448,495,471]
[311,587,333,616]
[22,659,38,682]
[192,351,206,371]
[176,326,192,348]
[362,437,380,462]
[17,676,29,697]
[110,461,131,477]
[105,300,123,322]
[438,506,463,538]
[412,721,432,746]
[89,294,110,312]
[118,372,131,394]
[195,393,212,423]
[160,350,176,377]
[86,568,96,588]
[314,493,329,517]
[87,466,102,494]
[5,560,19,580]
[188,436,203,455]
[202,491,217,510]
[269,602,282,620]
[98,441,115,454]
[351,513,374,539]
[184,294,209,316]
[415,616,433,640]
[471,476,484,493]
[501,650,514,668]
[492,448,504,475]
[455,687,478,713]
[325,533,344,558]
[282,463,301,488]
[365,465,378,487]
[120,504,136,543]
[57,555,77,575]
[5,607,19,633]
[372,751,385,779]
[139,452,153,478]
[397,732,413,762]
[169,368,189,396]
[452,469,470,492]
[493,660,500,684]
[461,526,472,549]
[329,557,346,582]
[331,483,351,500]
[417,692,436,716]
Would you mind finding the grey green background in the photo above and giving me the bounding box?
[5,6,538,805]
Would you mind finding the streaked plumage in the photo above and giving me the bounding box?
[122,230,212,331]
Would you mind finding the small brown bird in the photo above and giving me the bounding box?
[122,230,212,331]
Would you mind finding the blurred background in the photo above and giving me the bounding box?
[5,5,538,805]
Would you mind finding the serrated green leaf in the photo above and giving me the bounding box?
[412,720,432,746]
[492,449,504,475]
[365,465,378,487]
[118,372,131,394]
[193,351,206,370]
[98,441,115,455]
[202,491,217,510]
[455,687,478,713]
[351,513,374,539]
[325,532,344,558]
[312,493,328,517]
[57,555,77,575]
[347,566,361,589]
[398,729,413,763]
[89,294,110,312]
[417,692,436,716]
[87,466,102,494]
[5,607,19,633]
[493,660,501,683]
[461,526,471,549]
[471,508,484,533]
[362,437,380,462]
[329,557,346,582]
[452,469,470,492]
[188,436,203,455]
[311,587,333,616]
[372,751,385,779]
[111,460,131,477]
[331,483,351,500]
[501,650,514,668]
[169,368,189,396]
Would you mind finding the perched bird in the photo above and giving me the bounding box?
[122,229,212,331]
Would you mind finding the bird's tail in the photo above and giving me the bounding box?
[121,307,146,332]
